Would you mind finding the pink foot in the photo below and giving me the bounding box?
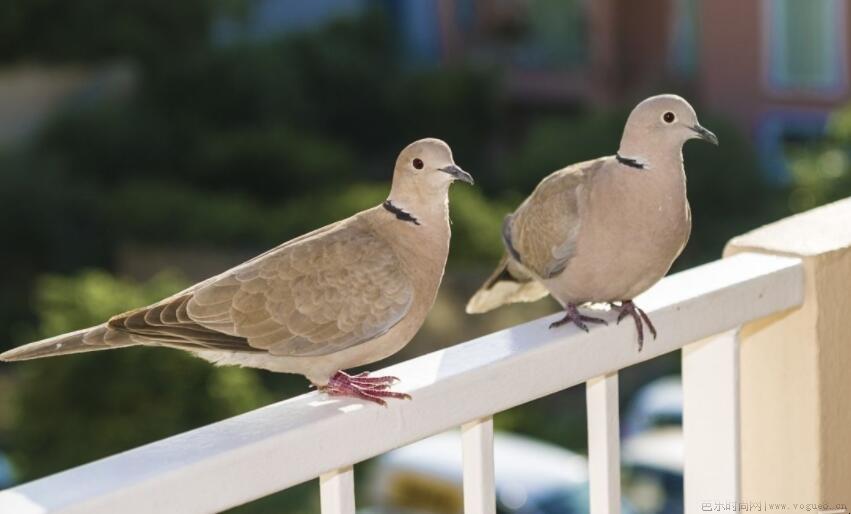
[549,303,608,331]
[320,371,411,407]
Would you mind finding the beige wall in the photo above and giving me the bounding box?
[726,198,851,509]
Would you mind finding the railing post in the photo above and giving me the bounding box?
[726,197,851,509]
[462,417,496,514]
[682,330,740,512]
[319,466,355,514]
[586,372,620,514]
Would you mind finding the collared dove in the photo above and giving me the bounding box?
[467,95,718,349]
[1,138,473,405]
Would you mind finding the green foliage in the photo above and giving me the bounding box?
[19,12,501,252]
[31,270,181,336]
[785,107,851,212]
[8,270,270,481]
[680,114,788,265]
[0,152,111,346]
[103,180,389,247]
[0,13,504,349]
[787,146,850,212]
[498,109,627,194]
[829,104,851,141]
[447,186,511,264]
[0,0,229,64]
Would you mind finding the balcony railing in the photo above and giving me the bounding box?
[0,249,806,514]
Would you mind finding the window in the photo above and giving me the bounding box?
[764,0,847,94]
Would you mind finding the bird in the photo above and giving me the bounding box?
[1,138,473,405]
[466,95,718,350]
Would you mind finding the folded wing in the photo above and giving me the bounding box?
[508,158,603,279]
[466,158,604,314]
[109,220,414,357]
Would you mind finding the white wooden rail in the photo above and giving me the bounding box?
[462,418,495,514]
[587,373,620,514]
[0,252,804,514]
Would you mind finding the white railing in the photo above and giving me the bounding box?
[0,252,805,514]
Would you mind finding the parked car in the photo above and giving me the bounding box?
[0,451,15,490]
[622,376,684,514]
[622,376,682,438]
[364,376,685,514]
[623,427,683,514]
[366,430,635,514]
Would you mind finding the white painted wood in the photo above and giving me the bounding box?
[461,417,496,514]
[586,373,621,514]
[0,253,804,514]
[682,331,740,513]
[319,466,355,514]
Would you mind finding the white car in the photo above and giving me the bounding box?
[622,376,682,438]
[621,376,684,514]
[366,430,635,514]
[623,427,683,514]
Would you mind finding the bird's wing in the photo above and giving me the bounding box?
[108,216,414,357]
[506,158,604,279]
[465,255,551,314]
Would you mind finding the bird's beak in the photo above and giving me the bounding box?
[440,164,474,185]
[690,124,719,145]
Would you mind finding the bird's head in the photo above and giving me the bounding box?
[619,95,718,160]
[389,138,473,202]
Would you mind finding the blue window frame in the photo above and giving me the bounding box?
[764,0,847,94]
[756,110,829,184]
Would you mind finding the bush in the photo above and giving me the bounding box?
[785,105,851,212]
[7,270,270,480]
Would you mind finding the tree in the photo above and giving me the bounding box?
[8,270,270,480]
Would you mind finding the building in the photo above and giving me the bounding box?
[416,0,851,181]
[699,0,849,180]
[3,0,847,179]
[426,0,851,180]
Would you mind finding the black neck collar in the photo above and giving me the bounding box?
[383,200,420,226]
[616,153,646,170]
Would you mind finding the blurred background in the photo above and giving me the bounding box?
[0,0,849,512]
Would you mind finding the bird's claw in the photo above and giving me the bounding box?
[350,371,400,385]
[549,304,608,332]
[614,300,657,351]
[319,370,411,407]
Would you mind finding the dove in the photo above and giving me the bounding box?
[467,95,717,349]
[1,138,473,405]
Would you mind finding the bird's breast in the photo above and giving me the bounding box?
[549,169,690,303]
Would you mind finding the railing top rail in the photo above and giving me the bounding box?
[0,252,804,514]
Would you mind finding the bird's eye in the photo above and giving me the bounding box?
[412,158,424,170]
[663,111,676,124]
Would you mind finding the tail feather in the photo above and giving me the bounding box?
[466,256,550,314]
[0,325,134,362]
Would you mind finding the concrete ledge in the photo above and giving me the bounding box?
[727,198,851,258]
[726,197,851,510]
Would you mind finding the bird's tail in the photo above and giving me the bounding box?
[0,324,134,362]
[466,256,550,314]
